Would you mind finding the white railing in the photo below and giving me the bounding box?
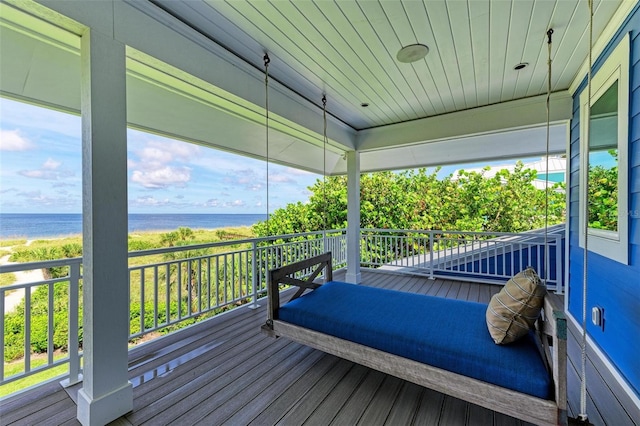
[0,258,83,390]
[360,227,565,291]
[127,229,347,338]
[0,230,346,393]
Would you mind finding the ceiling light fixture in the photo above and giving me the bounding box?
[514,62,529,70]
[396,43,429,63]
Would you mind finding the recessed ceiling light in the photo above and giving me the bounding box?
[514,62,529,70]
[396,44,429,63]
[361,102,369,107]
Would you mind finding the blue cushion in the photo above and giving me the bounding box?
[278,281,552,399]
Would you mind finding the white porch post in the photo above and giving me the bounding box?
[77,28,132,426]
[346,151,362,284]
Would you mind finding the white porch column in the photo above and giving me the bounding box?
[77,28,132,426]
[346,151,362,284]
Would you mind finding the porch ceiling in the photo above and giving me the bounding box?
[0,0,631,173]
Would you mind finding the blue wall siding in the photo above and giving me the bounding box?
[569,7,640,398]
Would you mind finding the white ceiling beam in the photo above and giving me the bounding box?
[29,0,356,150]
[355,92,573,151]
[358,123,569,174]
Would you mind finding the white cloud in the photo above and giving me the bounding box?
[133,140,200,169]
[0,129,35,151]
[16,189,76,207]
[131,166,191,189]
[225,199,246,207]
[18,158,74,180]
[129,139,200,189]
[43,158,61,170]
[269,173,295,183]
[130,196,171,207]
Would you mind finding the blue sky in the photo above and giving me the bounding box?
[0,98,323,214]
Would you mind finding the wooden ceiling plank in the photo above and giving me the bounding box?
[513,0,556,100]
[270,1,401,124]
[547,0,621,95]
[502,0,536,102]
[469,0,491,107]
[378,0,437,116]
[211,0,388,125]
[446,0,478,109]
[423,1,466,111]
[280,1,402,125]
[487,0,512,105]
[342,0,425,120]
[402,1,453,114]
[314,0,417,126]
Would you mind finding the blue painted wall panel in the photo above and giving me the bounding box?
[569,4,640,398]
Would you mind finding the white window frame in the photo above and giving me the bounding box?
[579,34,629,264]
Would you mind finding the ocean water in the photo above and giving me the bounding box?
[0,213,266,239]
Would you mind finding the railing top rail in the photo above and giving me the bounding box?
[127,228,346,258]
[0,276,75,292]
[0,257,82,273]
[360,227,565,238]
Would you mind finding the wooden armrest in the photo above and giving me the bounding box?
[265,252,333,327]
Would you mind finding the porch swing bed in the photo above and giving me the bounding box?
[262,253,567,426]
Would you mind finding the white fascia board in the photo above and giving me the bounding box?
[31,0,356,150]
[359,123,568,174]
[356,92,573,152]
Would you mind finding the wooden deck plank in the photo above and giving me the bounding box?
[275,359,354,425]
[466,283,481,303]
[128,327,273,420]
[434,279,452,298]
[5,396,76,426]
[1,382,71,425]
[301,363,370,425]
[356,375,404,425]
[128,306,264,376]
[466,402,495,426]
[245,354,342,426]
[438,397,468,426]
[130,335,285,424]
[411,387,445,425]
[145,340,301,425]
[328,369,387,426]
[383,382,424,425]
[445,280,462,299]
[194,345,320,424]
[221,349,327,425]
[424,277,446,296]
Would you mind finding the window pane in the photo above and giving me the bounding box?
[588,81,618,231]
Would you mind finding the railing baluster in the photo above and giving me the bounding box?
[153,266,159,330]
[250,242,259,308]
[177,261,182,319]
[197,258,202,313]
[140,268,145,335]
[24,286,31,374]
[207,257,212,310]
[165,263,170,326]
[63,261,81,387]
[48,282,54,366]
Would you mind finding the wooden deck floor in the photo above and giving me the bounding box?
[1,270,539,426]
